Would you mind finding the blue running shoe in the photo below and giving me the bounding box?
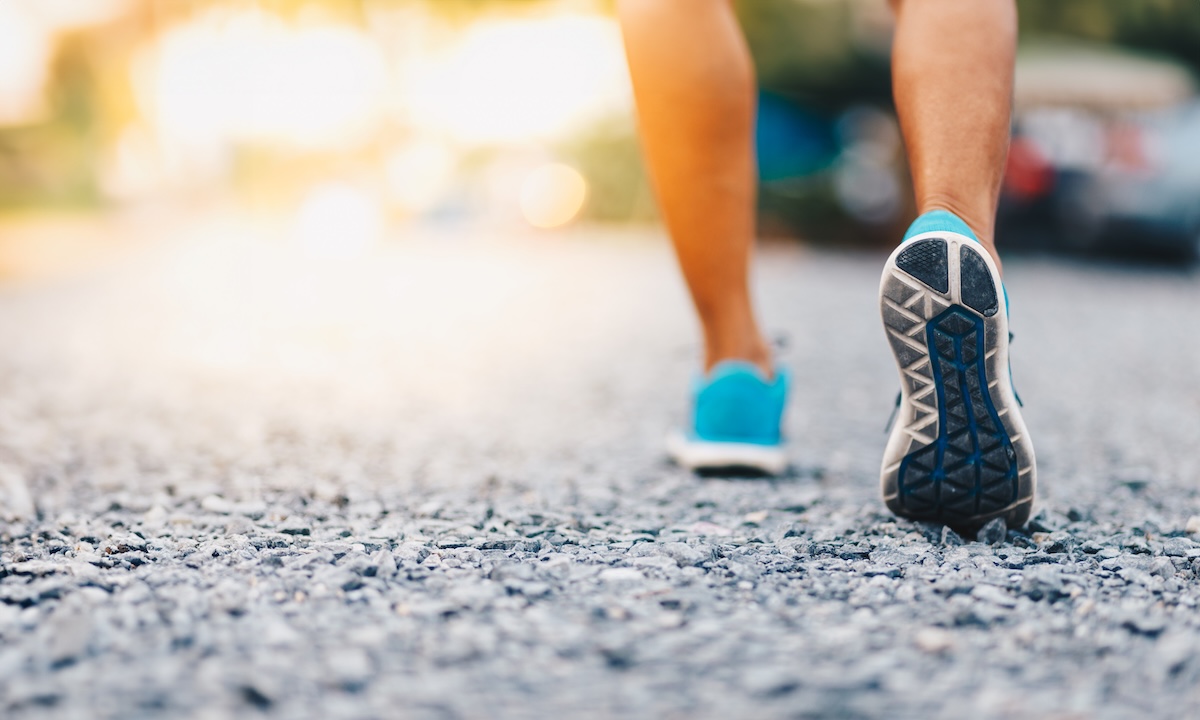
[879,211,1036,531]
[667,361,789,475]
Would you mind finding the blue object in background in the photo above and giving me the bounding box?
[755,92,839,182]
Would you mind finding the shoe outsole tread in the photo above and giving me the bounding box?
[879,234,1036,532]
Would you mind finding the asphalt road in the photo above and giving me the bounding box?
[1,219,1199,719]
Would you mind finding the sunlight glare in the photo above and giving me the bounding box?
[139,9,387,151]
[0,2,51,125]
[295,183,384,260]
[403,15,631,145]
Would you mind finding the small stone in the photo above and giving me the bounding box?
[326,647,373,689]
[1040,532,1075,554]
[44,596,92,666]
[394,543,430,564]
[656,611,684,629]
[1027,509,1068,533]
[142,505,169,526]
[259,617,302,648]
[743,511,769,526]
[200,495,234,514]
[372,549,397,578]
[689,521,733,537]
[1118,567,1154,588]
[1150,557,1176,580]
[1186,516,1200,535]
[1163,538,1194,557]
[1122,612,1167,637]
[1114,468,1153,493]
[741,666,800,697]
[490,563,535,583]
[975,518,1007,545]
[1020,567,1067,602]
[655,542,707,568]
[224,516,254,535]
[940,527,964,546]
[1122,536,1151,554]
[631,555,676,571]
[240,685,273,710]
[475,539,520,551]
[598,568,645,584]
[914,628,955,654]
[970,584,1017,608]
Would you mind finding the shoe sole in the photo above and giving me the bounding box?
[878,232,1036,531]
[666,430,787,476]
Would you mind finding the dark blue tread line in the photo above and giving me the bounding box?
[896,306,1018,523]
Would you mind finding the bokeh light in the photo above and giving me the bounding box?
[136,9,388,151]
[386,139,457,215]
[520,163,588,229]
[294,183,384,260]
[402,14,631,145]
[0,2,52,124]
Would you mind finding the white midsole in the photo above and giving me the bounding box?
[666,430,787,475]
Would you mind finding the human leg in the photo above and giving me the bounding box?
[879,0,1035,530]
[617,0,770,375]
[619,0,787,475]
[890,0,1017,271]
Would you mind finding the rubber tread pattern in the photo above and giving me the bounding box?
[895,239,949,293]
[896,306,1018,524]
[959,246,999,317]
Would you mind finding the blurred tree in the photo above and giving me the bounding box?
[734,0,892,111]
[1017,0,1200,73]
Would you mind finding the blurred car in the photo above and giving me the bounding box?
[1000,41,1200,262]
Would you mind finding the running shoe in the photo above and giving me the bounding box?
[667,360,788,475]
[878,211,1036,531]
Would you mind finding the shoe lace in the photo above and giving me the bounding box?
[1009,331,1024,407]
[884,392,902,434]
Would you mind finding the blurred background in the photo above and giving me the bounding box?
[1,0,1200,278]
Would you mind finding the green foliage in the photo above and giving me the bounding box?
[0,38,103,210]
[1017,0,1200,72]
[734,0,891,110]
[558,119,656,223]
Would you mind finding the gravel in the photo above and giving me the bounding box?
[1,226,1199,719]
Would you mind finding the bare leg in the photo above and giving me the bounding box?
[618,0,771,375]
[891,0,1017,270]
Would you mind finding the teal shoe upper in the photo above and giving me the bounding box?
[902,209,978,242]
[690,361,788,445]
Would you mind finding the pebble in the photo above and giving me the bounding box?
[913,628,955,654]
[598,568,645,584]
[975,518,1007,545]
[0,243,1197,719]
[200,495,235,515]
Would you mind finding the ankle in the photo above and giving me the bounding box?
[704,337,773,378]
[910,205,1003,274]
[916,198,993,242]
